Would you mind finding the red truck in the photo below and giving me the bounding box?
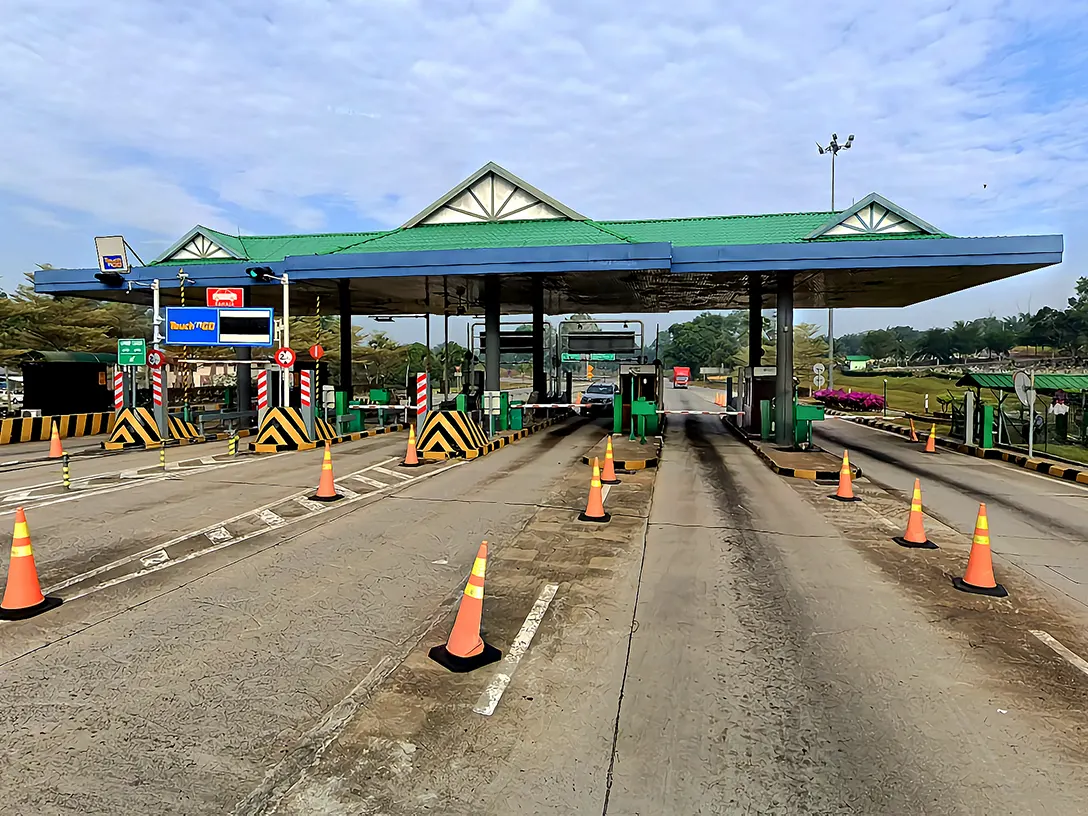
[672,366,691,388]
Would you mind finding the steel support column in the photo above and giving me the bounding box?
[338,279,353,397]
[236,286,251,413]
[775,272,795,446]
[531,276,546,399]
[484,277,501,392]
[748,273,763,366]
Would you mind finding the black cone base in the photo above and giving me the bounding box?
[311,493,343,502]
[578,510,612,523]
[601,477,621,485]
[400,460,424,468]
[428,642,502,673]
[894,536,939,550]
[952,576,1008,598]
[0,595,63,621]
[829,494,861,502]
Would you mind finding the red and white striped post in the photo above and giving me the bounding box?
[151,368,170,438]
[151,369,163,408]
[113,371,125,411]
[415,372,429,434]
[300,369,315,439]
[256,369,269,427]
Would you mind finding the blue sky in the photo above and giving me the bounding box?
[3,0,1087,345]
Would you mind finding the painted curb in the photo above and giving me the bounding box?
[721,418,861,481]
[104,428,254,452]
[249,423,406,454]
[423,416,564,461]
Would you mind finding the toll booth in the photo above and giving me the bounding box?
[739,365,777,434]
[614,363,663,437]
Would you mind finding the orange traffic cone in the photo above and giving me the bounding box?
[578,457,611,522]
[953,504,1007,597]
[429,541,502,672]
[1,508,62,620]
[311,442,342,502]
[924,424,937,453]
[909,418,919,443]
[601,436,621,485]
[894,479,937,549]
[830,450,860,502]
[402,423,422,467]
[48,421,64,459]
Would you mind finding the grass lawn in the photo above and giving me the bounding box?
[808,373,967,415]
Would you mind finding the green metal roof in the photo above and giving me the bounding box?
[957,372,1088,393]
[845,355,871,361]
[150,209,953,267]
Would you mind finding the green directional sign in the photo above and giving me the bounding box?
[117,338,147,366]
[563,352,618,362]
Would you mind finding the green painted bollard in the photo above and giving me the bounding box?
[62,452,71,491]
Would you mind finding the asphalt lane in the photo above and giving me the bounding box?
[606,388,1088,814]
[0,416,606,814]
[814,416,1088,623]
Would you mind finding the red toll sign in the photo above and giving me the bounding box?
[206,287,245,308]
[146,349,168,368]
[275,347,297,369]
[309,344,325,360]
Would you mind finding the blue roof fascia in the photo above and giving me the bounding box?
[283,242,674,280]
[33,261,289,294]
[670,235,1063,274]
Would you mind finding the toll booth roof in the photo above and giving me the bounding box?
[36,163,1062,315]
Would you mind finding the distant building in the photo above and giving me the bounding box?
[844,355,871,372]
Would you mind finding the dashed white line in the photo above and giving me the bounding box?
[140,550,169,568]
[257,509,286,527]
[205,526,233,543]
[348,474,389,489]
[1030,630,1088,679]
[473,582,560,717]
[371,465,413,481]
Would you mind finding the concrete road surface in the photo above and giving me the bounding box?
[5,393,1088,814]
[814,416,1088,624]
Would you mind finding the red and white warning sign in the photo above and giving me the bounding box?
[275,347,296,369]
[415,373,429,417]
[256,370,269,411]
[206,287,245,308]
[113,371,124,410]
[309,344,324,360]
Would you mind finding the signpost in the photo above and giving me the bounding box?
[812,374,826,389]
[95,236,130,274]
[562,352,616,362]
[309,344,325,360]
[164,307,274,347]
[1014,370,1038,459]
[206,287,245,308]
[117,338,146,367]
[146,349,168,368]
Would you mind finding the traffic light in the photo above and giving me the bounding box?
[246,266,275,281]
[587,363,594,379]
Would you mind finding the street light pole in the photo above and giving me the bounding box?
[818,132,854,391]
[281,271,291,406]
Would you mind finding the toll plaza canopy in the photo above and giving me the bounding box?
[35,161,1062,315]
[35,161,1063,445]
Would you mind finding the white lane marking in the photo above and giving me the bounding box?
[473,583,560,717]
[602,484,612,504]
[42,457,425,594]
[859,502,899,531]
[0,451,294,517]
[295,497,326,513]
[257,509,286,527]
[200,456,219,465]
[1030,630,1088,680]
[371,465,413,481]
[205,526,233,543]
[348,474,388,489]
[140,550,169,568]
[2,490,34,503]
[335,484,360,500]
[55,463,464,603]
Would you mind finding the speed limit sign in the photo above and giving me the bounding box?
[275,347,297,369]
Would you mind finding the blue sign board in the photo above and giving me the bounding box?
[164,307,274,347]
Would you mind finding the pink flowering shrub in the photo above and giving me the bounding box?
[813,388,885,411]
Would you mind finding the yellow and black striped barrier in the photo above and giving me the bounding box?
[250,406,405,453]
[168,416,202,441]
[418,411,490,460]
[103,408,163,450]
[0,411,114,445]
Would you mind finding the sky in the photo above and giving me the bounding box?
[3,0,1088,345]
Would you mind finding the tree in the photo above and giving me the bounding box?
[860,329,898,361]
[949,320,984,357]
[793,323,830,379]
[662,311,747,371]
[916,328,953,363]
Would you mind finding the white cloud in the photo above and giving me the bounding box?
[2,0,1087,325]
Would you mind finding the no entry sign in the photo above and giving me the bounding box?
[206,287,244,308]
[309,344,325,360]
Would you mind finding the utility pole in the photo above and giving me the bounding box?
[818,132,854,389]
